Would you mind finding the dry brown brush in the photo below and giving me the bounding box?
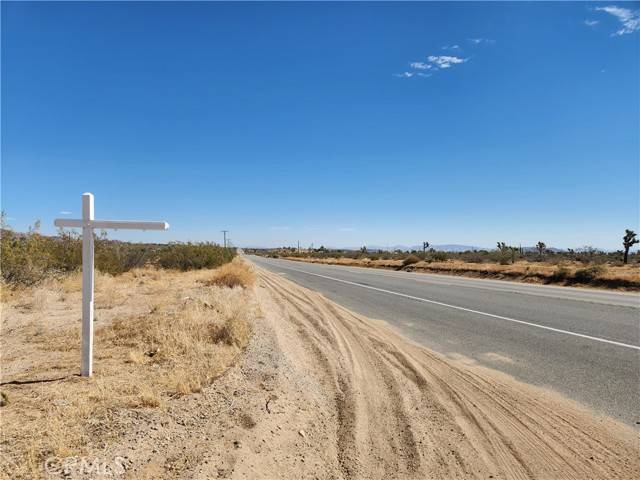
[0,262,258,478]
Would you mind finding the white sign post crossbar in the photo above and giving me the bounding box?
[54,193,169,377]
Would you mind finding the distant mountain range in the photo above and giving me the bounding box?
[365,244,483,253]
[363,245,569,253]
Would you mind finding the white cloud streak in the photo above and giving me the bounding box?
[595,6,640,35]
[584,19,599,27]
[393,71,415,78]
[397,42,477,79]
[468,38,494,45]
[59,211,72,215]
[427,55,467,69]
[409,62,432,70]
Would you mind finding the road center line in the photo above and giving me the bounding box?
[268,262,640,351]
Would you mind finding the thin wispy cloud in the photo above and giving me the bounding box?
[395,54,467,78]
[584,19,599,27]
[395,36,492,79]
[468,38,495,45]
[59,210,72,215]
[427,55,467,69]
[409,62,432,70]
[594,6,640,35]
[393,71,415,78]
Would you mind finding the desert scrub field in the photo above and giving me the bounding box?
[0,260,258,478]
[0,220,235,286]
[282,256,640,290]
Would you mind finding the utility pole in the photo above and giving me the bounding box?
[297,240,300,253]
[221,230,228,248]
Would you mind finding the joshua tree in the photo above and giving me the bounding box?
[536,241,546,257]
[508,246,519,264]
[622,229,638,264]
[422,241,430,255]
[496,242,519,264]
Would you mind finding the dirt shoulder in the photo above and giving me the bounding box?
[2,266,638,479]
[281,256,640,291]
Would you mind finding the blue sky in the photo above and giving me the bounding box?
[2,2,638,250]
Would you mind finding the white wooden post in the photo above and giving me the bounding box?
[81,193,95,376]
[55,192,169,377]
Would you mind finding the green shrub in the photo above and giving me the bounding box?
[573,265,606,283]
[550,264,571,281]
[156,242,235,271]
[1,221,235,285]
[0,225,82,285]
[431,251,448,262]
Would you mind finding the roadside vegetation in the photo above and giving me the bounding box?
[0,218,258,478]
[0,216,235,286]
[247,230,640,290]
[1,260,258,478]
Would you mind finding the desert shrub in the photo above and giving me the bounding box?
[95,236,156,275]
[550,264,571,281]
[460,252,486,263]
[206,258,254,288]
[0,224,82,285]
[402,254,422,266]
[573,265,606,283]
[1,219,235,285]
[152,242,234,271]
[431,251,449,262]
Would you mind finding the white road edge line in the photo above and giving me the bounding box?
[273,263,640,351]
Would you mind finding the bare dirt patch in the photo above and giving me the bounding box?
[246,267,638,479]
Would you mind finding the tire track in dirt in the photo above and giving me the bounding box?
[255,268,639,480]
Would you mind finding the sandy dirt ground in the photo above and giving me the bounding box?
[1,266,638,479]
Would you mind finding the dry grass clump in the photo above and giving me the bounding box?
[206,257,255,288]
[1,264,258,478]
[100,274,256,395]
[402,254,422,267]
[94,271,124,309]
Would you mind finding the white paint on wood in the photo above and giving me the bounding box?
[81,193,95,376]
[55,219,169,230]
[54,193,169,377]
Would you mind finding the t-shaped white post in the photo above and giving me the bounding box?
[55,193,169,376]
[81,193,95,377]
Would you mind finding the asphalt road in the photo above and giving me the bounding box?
[248,255,640,426]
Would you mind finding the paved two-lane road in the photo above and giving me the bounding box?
[248,256,640,426]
